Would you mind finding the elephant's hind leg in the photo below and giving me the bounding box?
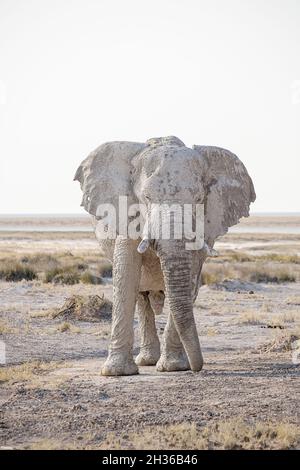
[135,292,160,366]
[156,315,190,372]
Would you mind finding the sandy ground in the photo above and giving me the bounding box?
[0,217,300,449]
[1,280,299,449]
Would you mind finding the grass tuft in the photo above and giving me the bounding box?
[0,263,37,282]
[100,419,300,450]
[0,361,62,384]
[0,320,13,334]
[250,270,296,283]
[80,271,102,285]
[99,263,112,278]
[44,267,79,284]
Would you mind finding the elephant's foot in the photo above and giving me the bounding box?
[101,352,139,376]
[135,344,160,366]
[156,350,190,372]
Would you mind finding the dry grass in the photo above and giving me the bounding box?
[263,327,300,353]
[261,253,300,264]
[262,302,273,312]
[98,262,112,278]
[269,311,299,325]
[0,319,13,334]
[201,261,297,285]
[100,419,300,450]
[0,360,63,384]
[24,419,300,450]
[0,262,37,281]
[287,296,300,306]
[80,271,102,285]
[212,250,300,265]
[237,309,299,328]
[1,244,299,286]
[52,294,112,322]
[26,439,77,450]
[56,322,81,333]
[29,309,52,319]
[86,324,111,337]
[44,267,80,284]
[205,327,219,336]
[249,268,296,283]
[236,311,266,325]
[0,251,112,285]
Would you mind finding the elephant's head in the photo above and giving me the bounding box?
[74,136,255,371]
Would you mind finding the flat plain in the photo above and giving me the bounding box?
[0,214,299,449]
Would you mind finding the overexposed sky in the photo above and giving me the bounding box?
[0,0,299,214]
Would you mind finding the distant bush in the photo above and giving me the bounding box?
[45,267,79,285]
[80,271,102,285]
[99,263,112,278]
[250,270,296,283]
[228,251,252,262]
[23,253,59,272]
[201,271,220,285]
[77,263,88,271]
[52,272,79,285]
[0,263,37,282]
[262,254,300,264]
[44,267,62,283]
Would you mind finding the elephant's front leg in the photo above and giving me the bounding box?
[135,293,160,366]
[157,269,203,372]
[101,237,142,376]
[156,315,190,372]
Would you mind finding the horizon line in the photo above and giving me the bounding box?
[0,211,300,217]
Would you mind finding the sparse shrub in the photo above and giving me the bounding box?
[99,263,112,278]
[56,322,81,334]
[250,270,296,283]
[0,320,12,334]
[57,322,71,332]
[0,361,62,384]
[262,254,300,264]
[52,272,79,285]
[0,263,37,282]
[206,327,218,336]
[20,253,60,274]
[80,271,102,284]
[44,267,63,283]
[229,252,252,262]
[201,271,220,285]
[262,328,300,353]
[44,267,79,284]
[100,419,300,450]
[287,296,300,306]
[77,263,88,271]
[52,294,112,321]
[236,311,265,325]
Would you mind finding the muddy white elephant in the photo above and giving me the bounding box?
[74,136,255,375]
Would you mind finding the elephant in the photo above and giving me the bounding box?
[74,136,255,376]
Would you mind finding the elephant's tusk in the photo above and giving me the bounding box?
[137,238,150,254]
[202,242,218,257]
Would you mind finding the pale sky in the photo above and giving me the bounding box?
[0,0,299,214]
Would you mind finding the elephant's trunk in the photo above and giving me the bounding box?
[157,241,203,372]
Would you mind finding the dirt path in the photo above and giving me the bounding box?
[1,354,299,449]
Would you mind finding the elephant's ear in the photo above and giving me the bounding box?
[74,141,145,217]
[193,145,256,245]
